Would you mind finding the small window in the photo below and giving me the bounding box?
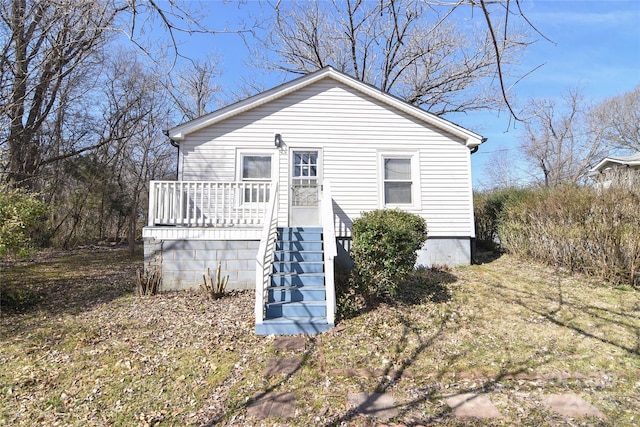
[241,155,271,203]
[384,157,412,204]
[242,156,271,180]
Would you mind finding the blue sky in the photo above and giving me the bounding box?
[172,0,640,189]
[465,0,640,188]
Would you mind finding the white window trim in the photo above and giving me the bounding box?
[378,151,421,210]
[235,148,277,206]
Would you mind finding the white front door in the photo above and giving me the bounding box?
[289,150,321,227]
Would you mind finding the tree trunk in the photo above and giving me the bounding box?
[128,196,139,256]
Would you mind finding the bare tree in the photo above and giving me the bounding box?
[480,147,525,190]
[0,0,117,187]
[521,88,608,187]
[164,54,224,121]
[254,0,529,115]
[588,86,640,153]
[44,51,174,249]
[0,0,236,190]
[111,57,174,254]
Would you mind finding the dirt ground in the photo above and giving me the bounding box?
[1,245,638,426]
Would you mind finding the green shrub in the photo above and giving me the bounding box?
[0,186,48,257]
[351,209,428,300]
[474,187,534,250]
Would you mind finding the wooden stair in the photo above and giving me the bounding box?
[255,227,332,335]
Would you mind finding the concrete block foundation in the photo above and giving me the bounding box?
[144,238,259,291]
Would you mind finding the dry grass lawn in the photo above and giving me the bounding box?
[1,246,638,426]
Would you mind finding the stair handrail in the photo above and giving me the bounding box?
[321,180,337,325]
[255,182,279,326]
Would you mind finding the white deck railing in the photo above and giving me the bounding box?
[148,181,272,227]
[321,180,337,325]
[254,183,279,326]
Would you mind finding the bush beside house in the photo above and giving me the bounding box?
[475,186,640,288]
[349,209,428,301]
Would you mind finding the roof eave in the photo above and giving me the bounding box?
[591,158,640,173]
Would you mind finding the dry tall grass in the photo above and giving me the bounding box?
[486,185,640,287]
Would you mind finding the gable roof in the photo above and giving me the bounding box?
[168,66,485,148]
[590,153,640,173]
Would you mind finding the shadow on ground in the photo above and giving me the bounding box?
[0,245,139,317]
[395,267,457,305]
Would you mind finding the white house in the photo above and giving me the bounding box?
[589,153,640,189]
[143,67,485,335]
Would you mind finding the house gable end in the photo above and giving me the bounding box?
[169,67,483,147]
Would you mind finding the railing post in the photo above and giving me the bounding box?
[148,181,157,226]
[173,182,180,225]
[321,180,337,326]
[147,180,280,229]
[255,182,279,326]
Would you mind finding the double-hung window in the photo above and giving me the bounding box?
[379,152,420,208]
[240,154,271,203]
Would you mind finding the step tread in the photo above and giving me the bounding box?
[265,300,327,306]
[274,260,324,263]
[267,284,326,290]
[275,250,325,254]
[277,227,323,231]
[261,316,329,323]
[270,271,325,276]
[276,243,323,248]
[277,239,323,243]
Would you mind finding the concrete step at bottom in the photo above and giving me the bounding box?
[265,300,327,318]
[255,317,334,335]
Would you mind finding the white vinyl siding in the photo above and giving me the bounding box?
[178,79,474,237]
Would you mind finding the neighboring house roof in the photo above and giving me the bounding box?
[590,153,640,174]
[168,66,485,148]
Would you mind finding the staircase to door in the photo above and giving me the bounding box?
[255,227,333,335]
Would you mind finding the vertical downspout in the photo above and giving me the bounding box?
[469,137,486,264]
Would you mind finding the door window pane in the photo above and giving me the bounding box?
[293,151,318,177]
[292,151,319,206]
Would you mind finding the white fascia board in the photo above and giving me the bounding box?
[591,158,639,173]
[590,159,613,172]
[591,153,640,172]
